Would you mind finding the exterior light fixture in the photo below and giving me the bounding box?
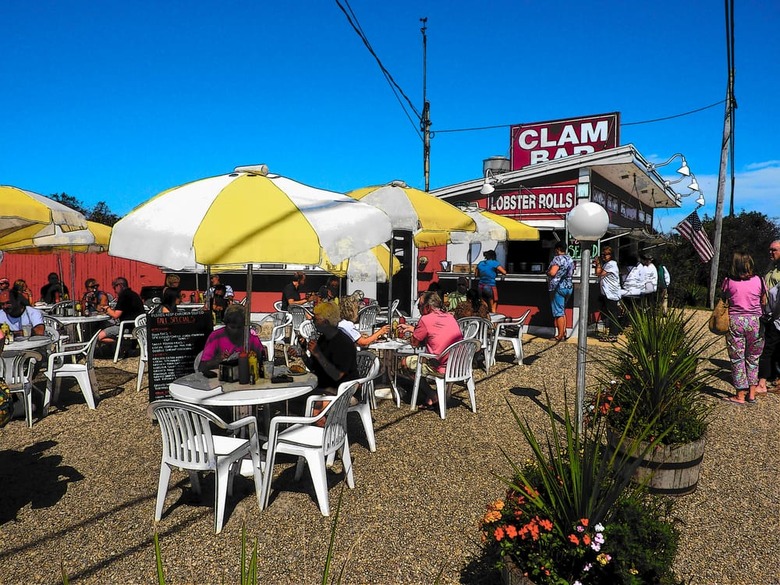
[566,201,609,433]
[696,194,706,207]
[647,153,690,176]
[687,175,700,192]
[480,169,509,196]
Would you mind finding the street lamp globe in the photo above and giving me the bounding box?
[567,201,609,241]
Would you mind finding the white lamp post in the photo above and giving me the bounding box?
[566,201,609,432]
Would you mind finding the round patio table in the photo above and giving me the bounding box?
[54,314,110,342]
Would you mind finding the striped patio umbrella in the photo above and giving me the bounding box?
[0,186,88,247]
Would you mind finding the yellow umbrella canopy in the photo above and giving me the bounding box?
[450,208,540,243]
[1,221,111,254]
[320,244,402,283]
[348,181,476,246]
[0,186,88,246]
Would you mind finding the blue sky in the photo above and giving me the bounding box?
[1,1,777,232]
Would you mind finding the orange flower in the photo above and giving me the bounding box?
[583,534,592,545]
[613,406,621,412]
[494,527,505,541]
[568,534,580,545]
[538,518,553,531]
[579,518,589,527]
[505,524,518,539]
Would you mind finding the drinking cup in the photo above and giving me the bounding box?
[263,361,274,380]
[22,325,32,338]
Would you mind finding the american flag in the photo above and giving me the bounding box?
[675,210,715,263]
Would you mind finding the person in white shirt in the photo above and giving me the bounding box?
[337,295,389,348]
[641,254,659,302]
[594,245,622,341]
[0,290,45,336]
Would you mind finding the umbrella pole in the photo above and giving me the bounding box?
[387,233,394,320]
[70,251,76,305]
[244,264,253,352]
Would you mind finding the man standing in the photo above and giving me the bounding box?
[281,271,310,311]
[98,277,145,346]
[765,240,780,289]
[204,274,234,303]
[398,291,463,408]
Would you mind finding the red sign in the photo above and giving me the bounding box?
[510,113,620,169]
[485,186,576,217]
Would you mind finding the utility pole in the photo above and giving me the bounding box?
[420,17,431,192]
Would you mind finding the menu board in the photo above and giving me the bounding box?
[147,312,213,402]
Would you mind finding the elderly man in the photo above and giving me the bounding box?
[300,301,358,395]
[766,240,780,289]
[397,291,463,409]
[97,277,145,346]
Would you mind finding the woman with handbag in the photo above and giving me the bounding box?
[722,251,767,405]
[546,242,574,342]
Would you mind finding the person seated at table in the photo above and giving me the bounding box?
[204,274,234,305]
[210,284,230,323]
[337,295,389,348]
[160,287,182,314]
[453,287,491,321]
[397,291,463,409]
[445,277,469,312]
[317,276,340,305]
[40,272,70,304]
[12,279,33,307]
[81,278,110,315]
[0,277,10,305]
[298,301,358,396]
[98,277,145,347]
[198,305,266,373]
[281,271,311,311]
[0,289,45,336]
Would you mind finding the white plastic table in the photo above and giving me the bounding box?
[367,338,419,407]
[168,368,317,434]
[55,314,111,342]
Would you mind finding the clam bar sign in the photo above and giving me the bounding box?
[511,113,620,169]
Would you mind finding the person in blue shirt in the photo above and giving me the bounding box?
[546,243,575,341]
[475,250,506,312]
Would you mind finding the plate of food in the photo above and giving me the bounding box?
[288,364,308,375]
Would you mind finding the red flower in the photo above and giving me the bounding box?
[494,527,506,541]
[568,534,580,545]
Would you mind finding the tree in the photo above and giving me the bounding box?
[657,211,780,308]
[49,193,120,226]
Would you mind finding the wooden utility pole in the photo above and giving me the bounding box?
[421,18,431,192]
[709,75,732,308]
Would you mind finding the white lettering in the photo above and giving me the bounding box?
[581,120,609,142]
[558,124,579,145]
[540,128,556,147]
[530,151,549,164]
[518,130,538,149]
[573,145,595,156]
[552,147,569,160]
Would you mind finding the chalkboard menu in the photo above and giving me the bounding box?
[147,312,213,402]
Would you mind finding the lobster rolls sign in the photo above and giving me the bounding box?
[510,113,620,169]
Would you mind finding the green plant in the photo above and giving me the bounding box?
[592,307,714,445]
[480,391,679,584]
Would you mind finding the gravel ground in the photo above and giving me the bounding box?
[1,309,779,584]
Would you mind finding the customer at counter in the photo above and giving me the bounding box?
[476,250,506,312]
[546,243,574,342]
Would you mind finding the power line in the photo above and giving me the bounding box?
[435,100,726,134]
[335,0,422,140]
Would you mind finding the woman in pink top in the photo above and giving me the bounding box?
[722,251,767,404]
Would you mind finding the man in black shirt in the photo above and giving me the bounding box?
[98,277,145,346]
[280,271,309,311]
[40,272,70,304]
[301,301,357,394]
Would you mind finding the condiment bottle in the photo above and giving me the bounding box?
[238,352,250,385]
[248,352,259,382]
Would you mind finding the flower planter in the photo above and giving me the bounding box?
[500,557,536,585]
[610,433,706,495]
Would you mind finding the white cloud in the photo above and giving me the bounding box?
[652,161,779,233]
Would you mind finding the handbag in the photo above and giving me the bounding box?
[709,298,730,335]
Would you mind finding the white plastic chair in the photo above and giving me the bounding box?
[43,315,68,353]
[357,304,379,335]
[43,330,102,413]
[352,352,382,451]
[273,300,284,311]
[288,305,308,345]
[409,338,481,419]
[148,400,264,534]
[113,313,147,363]
[0,351,39,427]
[262,380,359,516]
[490,309,531,366]
[457,316,495,373]
[258,312,292,367]
[298,319,319,342]
[133,325,149,392]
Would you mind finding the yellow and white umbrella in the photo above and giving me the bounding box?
[320,244,402,283]
[450,208,540,243]
[2,221,111,254]
[110,165,392,270]
[0,186,88,247]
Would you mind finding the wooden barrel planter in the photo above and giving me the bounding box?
[610,433,706,496]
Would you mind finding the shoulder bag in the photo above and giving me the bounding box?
[709,278,730,335]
